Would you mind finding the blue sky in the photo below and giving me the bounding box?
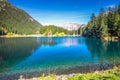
[9,0,120,25]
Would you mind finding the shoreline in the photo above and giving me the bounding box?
[1,35,119,42]
[0,34,81,38]
[103,36,119,42]
[0,64,120,80]
[1,63,120,80]
[18,65,120,80]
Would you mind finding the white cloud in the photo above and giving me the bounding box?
[106,4,115,8]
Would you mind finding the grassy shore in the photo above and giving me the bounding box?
[0,34,80,38]
[18,66,120,80]
[0,34,43,38]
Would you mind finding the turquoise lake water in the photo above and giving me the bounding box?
[0,37,120,79]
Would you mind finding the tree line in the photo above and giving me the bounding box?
[82,4,120,39]
[39,25,78,36]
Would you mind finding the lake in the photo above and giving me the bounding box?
[0,37,120,79]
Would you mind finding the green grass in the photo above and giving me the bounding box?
[19,66,120,80]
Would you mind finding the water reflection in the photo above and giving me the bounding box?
[38,37,57,46]
[62,37,80,47]
[0,38,41,74]
[0,37,120,79]
[4,37,91,76]
[86,38,120,64]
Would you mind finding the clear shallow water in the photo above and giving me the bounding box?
[0,37,120,79]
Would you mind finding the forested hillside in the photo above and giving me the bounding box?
[0,0,42,35]
[82,4,120,39]
[40,25,78,36]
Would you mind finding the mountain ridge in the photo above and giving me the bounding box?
[0,0,42,35]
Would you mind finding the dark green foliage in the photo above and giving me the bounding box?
[0,22,6,35]
[83,4,120,39]
[91,13,96,22]
[0,0,42,35]
[83,8,108,38]
[78,27,85,36]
